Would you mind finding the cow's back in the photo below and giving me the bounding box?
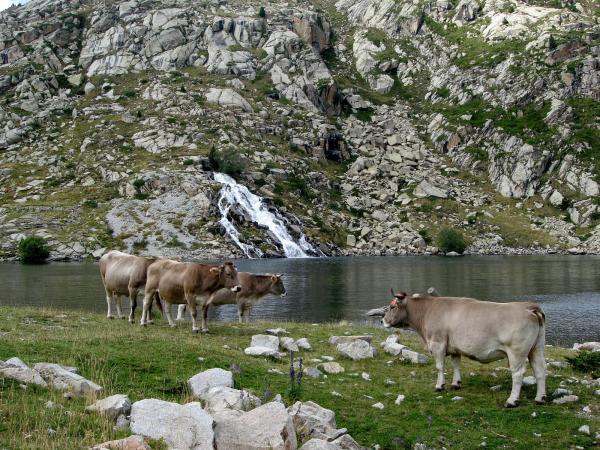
[101,251,154,295]
[422,297,544,358]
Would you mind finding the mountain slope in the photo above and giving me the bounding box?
[1,0,599,259]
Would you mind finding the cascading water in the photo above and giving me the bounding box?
[214,172,317,258]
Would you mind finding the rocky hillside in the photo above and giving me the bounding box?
[0,0,599,259]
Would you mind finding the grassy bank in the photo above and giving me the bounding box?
[0,307,598,449]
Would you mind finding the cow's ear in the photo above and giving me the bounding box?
[276,273,282,278]
[271,274,277,282]
[210,267,220,274]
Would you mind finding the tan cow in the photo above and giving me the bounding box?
[141,259,241,333]
[99,250,161,323]
[382,291,546,407]
[175,272,286,331]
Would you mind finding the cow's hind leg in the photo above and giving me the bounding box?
[176,304,187,321]
[115,295,125,319]
[105,290,114,319]
[429,342,447,391]
[140,292,154,326]
[200,303,209,333]
[163,302,176,328]
[506,350,527,407]
[450,355,462,389]
[529,345,547,404]
[128,288,138,324]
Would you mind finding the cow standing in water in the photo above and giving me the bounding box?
[99,250,161,323]
[176,272,286,332]
[141,260,241,333]
[383,291,546,407]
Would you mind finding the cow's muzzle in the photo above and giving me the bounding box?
[231,285,242,293]
[381,319,391,328]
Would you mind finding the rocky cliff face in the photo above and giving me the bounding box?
[0,0,598,260]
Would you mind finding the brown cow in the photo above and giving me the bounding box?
[99,250,161,323]
[141,259,241,333]
[382,291,546,407]
[176,272,286,332]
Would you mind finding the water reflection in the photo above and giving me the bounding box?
[1,255,599,345]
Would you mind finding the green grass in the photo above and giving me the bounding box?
[0,307,598,449]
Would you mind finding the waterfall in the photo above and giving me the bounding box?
[214,172,317,258]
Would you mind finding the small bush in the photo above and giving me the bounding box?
[566,351,600,378]
[209,147,244,176]
[18,236,50,264]
[437,227,467,254]
[83,199,98,208]
[258,6,266,17]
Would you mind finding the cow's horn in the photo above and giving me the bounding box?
[390,288,395,297]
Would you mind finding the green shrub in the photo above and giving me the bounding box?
[566,351,600,378]
[258,6,266,17]
[437,227,467,254]
[18,236,50,264]
[83,199,98,208]
[209,147,244,176]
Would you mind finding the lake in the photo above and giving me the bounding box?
[2,255,599,346]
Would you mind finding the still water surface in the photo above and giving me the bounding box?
[1,255,599,345]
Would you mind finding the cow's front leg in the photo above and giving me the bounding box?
[450,355,462,389]
[176,304,186,321]
[429,342,447,391]
[506,351,527,407]
[237,304,244,323]
[243,306,251,323]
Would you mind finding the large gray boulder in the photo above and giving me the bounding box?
[86,394,131,421]
[336,340,375,360]
[299,439,340,450]
[130,399,214,450]
[33,363,101,395]
[215,401,297,449]
[188,368,234,397]
[251,334,280,350]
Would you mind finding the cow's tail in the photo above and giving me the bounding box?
[528,305,546,354]
[528,305,545,327]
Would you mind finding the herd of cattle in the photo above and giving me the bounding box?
[99,249,547,408]
[99,250,285,333]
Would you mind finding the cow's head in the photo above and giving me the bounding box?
[382,289,409,328]
[210,261,241,292]
[269,273,286,297]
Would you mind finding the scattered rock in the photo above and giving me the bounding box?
[296,338,312,351]
[90,435,151,450]
[0,358,47,387]
[336,340,375,360]
[553,395,579,404]
[86,394,131,421]
[371,402,384,410]
[33,363,101,396]
[188,368,233,397]
[394,394,405,405]
[578,425,590,435]
[199,386,261,413]
[319,362,345,374]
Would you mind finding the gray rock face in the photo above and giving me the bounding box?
[33,363,102,395]
[336,340,375,360]
[215,401,298,450]
[299,439,341,450]
[130,399,215,450]
[414,180,449,199]
[86,394,131,421]
[318,362,345,374]
[188,368,234,397]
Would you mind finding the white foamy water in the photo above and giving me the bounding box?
[214,172,317,258]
